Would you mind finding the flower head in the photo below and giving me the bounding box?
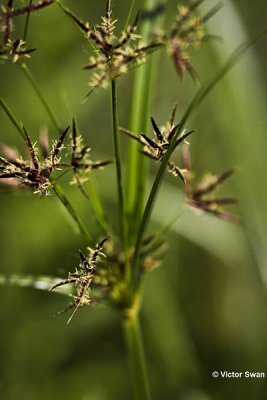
[49,237,109,324]
[121,104,195,182]
[0,125,69,195]
[49,232,167,322]
[0,118,111,196]
[182,144,239,222]
[58,0,160,96]
[153,0,221,81]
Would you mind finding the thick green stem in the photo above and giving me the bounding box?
[110,79,126,250]
[126,0,166,245]
[20,63,62,133]
[53,182,92,244]
[123,310,151,400]
[131,155,169,291]
[126,59,152,244]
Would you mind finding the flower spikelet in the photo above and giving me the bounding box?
[182,144,239,222]
[0,126,69,196]
[121,104,195,183]
[153,0,221,81]
[59,0,160,96]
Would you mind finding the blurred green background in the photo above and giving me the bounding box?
[1,0,267,399]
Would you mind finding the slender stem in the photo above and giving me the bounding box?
[110,78,126,250]
[180,30,267,130]
[126,58,151,244]
[131,155,170,288]
[126,0,167,246]
[53,182,92,244]
[0,97,25,140]
[124,0,136,30]
[123,311,151,400]
[23,0,33,41]
[87,175,109,234]
[20,63,62,133]
[147,203,186,249]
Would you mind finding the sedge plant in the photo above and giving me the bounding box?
[0,0,265,399]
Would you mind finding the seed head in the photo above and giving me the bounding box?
[182,144,239,222]
[59,1,159,97]
[121,105,195,183]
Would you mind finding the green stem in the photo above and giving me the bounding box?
[110,78,126,250]
[20,63,62,133]
[23,0,33,41]
[123,310,151,400]
[126,0,167,246]
[131,154,170,288]
[53,182,92,244]
[124,0,136,30]
[126,59,151,243]
[0,97,25,140]
[147,204,186,250]
[86,175,109,234]
[180,30,267,129]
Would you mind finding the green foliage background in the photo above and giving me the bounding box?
[1,1,267,399]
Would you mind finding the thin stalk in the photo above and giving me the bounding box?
[131,154,170,287]
[180,30,267,129]
[0,97,25,140]
[86,175,109,234]
[124,0,136,30]
[20,63,62,133]
[53,182,92,244]
[123,311,151,400]
[72,117,109,234]
[110,78,126,251]
[147,203,186,250]
[126,0,167,245]
[23,0,33,41]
